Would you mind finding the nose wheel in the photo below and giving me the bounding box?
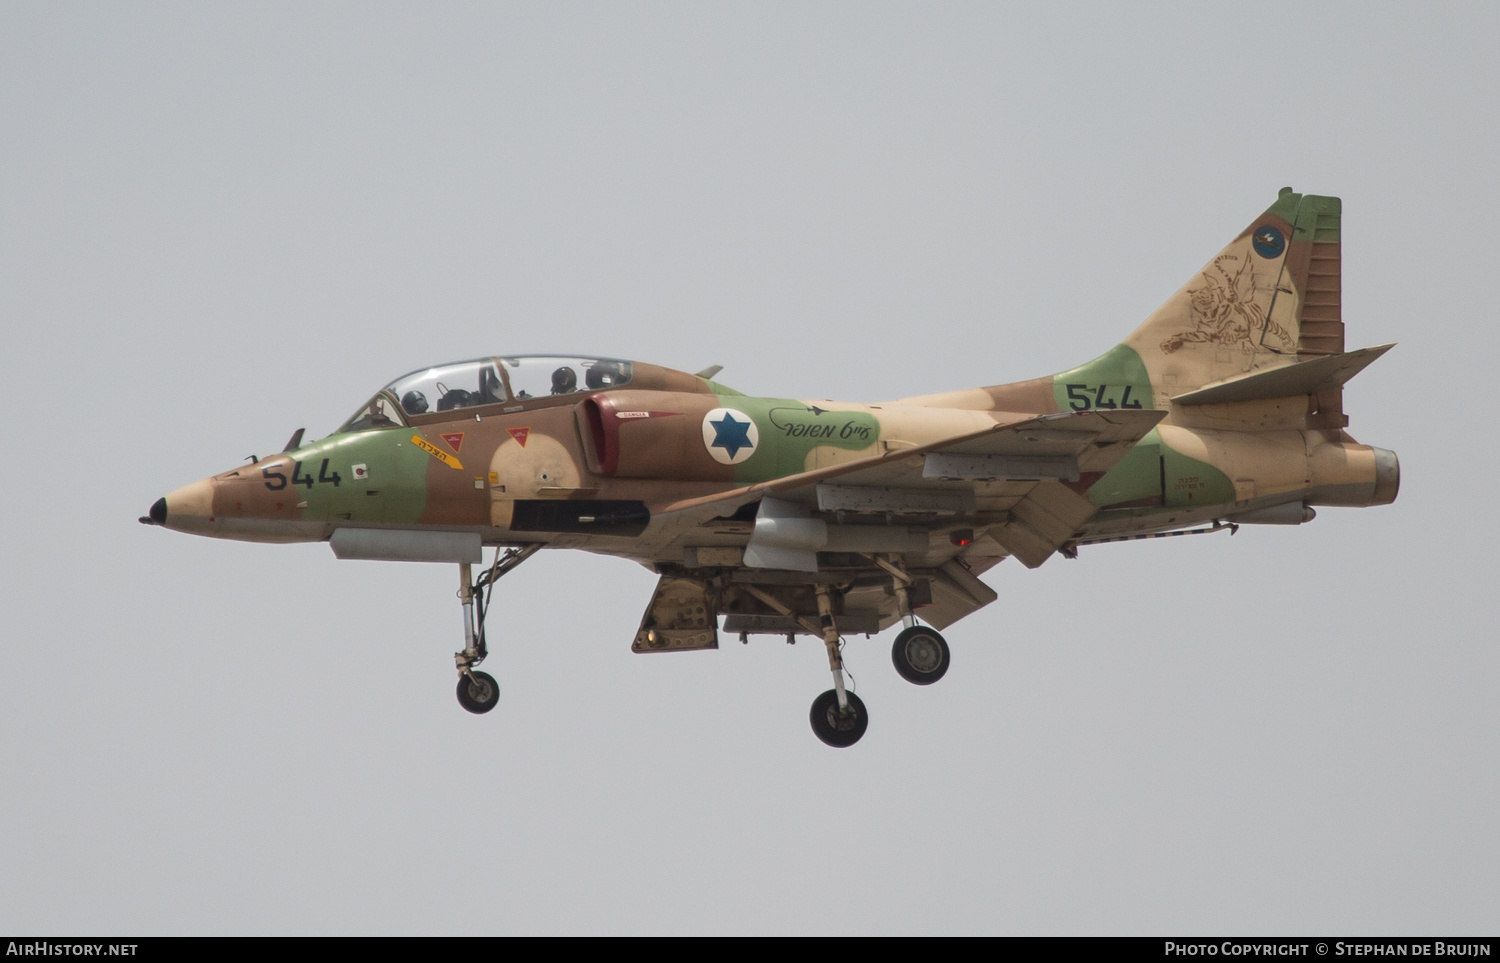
[456,670,500,714]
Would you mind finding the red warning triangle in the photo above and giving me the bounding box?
[441,432,465,452]
[508,427,530,447]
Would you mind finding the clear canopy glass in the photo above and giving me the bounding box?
[497,357,632,400]
[338,356,636,434]
[386,359,505,417]
[338,394,407,434]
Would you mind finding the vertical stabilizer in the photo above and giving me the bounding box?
[1054,189,1346,410]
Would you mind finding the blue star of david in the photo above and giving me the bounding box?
[709,412,754,459]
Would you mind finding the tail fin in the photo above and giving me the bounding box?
[1050,189,1365,424]
[1140,188,1342,363]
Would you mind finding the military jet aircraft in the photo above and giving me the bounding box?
[143,189,1397,746]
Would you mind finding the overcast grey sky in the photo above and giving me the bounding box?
[2,1,1496,935]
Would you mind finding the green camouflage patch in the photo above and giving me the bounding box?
[1088,428,1163,508]
[1163,443,1234,508]
[1051,344,1154,413]
[1292,194,1341,244]
[718,397,880,482]
[301,429,431,523]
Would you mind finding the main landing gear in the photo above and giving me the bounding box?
[892,625,950,685]
[451,544,540,715]
[798,556,953,747]
[869,552,951,687]
[810,689,868,747]
[809,582,866,748]
[743,579,872,748]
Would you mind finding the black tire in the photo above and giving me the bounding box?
[456,670,500,714]
[892,625,950,685]
[809,689,868,748]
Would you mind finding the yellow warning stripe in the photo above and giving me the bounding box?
[412,434,464,470]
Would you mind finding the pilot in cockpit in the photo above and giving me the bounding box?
[551,366,578,395]
[345,400,397,432]
[435,383,478,411]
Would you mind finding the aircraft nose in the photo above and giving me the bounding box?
[142,478,216,532]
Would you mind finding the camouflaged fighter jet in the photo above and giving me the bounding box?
[143,188,1398,746]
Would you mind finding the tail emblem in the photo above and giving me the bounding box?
[1161,249,1294,356]
[1251,225,1286,259]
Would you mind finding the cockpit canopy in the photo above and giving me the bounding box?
[338,356,634,434]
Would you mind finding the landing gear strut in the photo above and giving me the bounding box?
[741,581,869,748]
[809,582,867,748]
[869,553,951,686]
[452,544,540,715]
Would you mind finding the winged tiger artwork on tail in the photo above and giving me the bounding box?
[1161,251,1297,356]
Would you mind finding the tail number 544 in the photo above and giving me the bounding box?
[1065,383,1143,411]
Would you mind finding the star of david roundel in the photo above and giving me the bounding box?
[702,407,759,465]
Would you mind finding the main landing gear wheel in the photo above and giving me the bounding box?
[810,689,868,748]
[892,625,950,685]
[456,671,500,714]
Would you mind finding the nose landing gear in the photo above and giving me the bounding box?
[451,544,540,715]
[457,671,501,714]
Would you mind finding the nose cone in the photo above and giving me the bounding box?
[144,478,216,533]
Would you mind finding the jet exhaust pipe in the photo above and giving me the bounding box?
[1305,441,1402,508]
[1370,447,1400,506]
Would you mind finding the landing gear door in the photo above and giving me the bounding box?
[632,576,720,653]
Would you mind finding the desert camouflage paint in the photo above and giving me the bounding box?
[148,190,1397,653]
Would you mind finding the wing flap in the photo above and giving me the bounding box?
[920,559,1001,630]
[990,480,1099,568]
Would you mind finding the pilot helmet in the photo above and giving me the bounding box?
[401,390,430,414]
[551,366,578,394]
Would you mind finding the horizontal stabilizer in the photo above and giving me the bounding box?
[1172,343,1394,406]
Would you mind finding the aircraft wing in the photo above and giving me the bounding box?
[649,408,1166,569]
